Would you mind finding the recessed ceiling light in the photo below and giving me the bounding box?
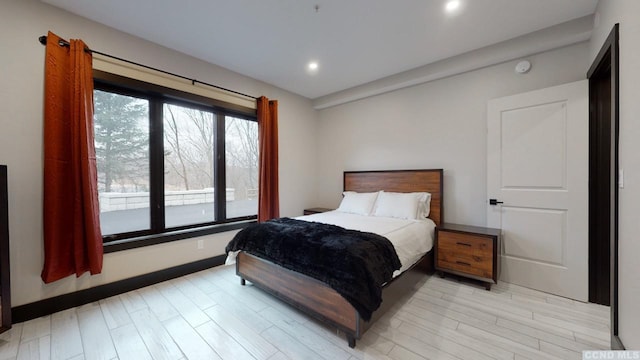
[308,62,319,71]
[445,0,460,13]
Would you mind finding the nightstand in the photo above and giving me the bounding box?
[435,223,501,290]
[303,207,334,215]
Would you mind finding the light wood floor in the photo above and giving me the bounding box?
[0,265,610,360]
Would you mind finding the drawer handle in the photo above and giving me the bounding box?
[456,261,471,266]
[456,242,472,247]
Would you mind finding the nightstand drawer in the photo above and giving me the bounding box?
[437,231,493,256]
[437,256,493,279]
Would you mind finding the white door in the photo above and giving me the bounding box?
[487,80,588,301]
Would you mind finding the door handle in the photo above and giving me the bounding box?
[489,199,503,206]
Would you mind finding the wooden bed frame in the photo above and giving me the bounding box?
[235,169,444,347]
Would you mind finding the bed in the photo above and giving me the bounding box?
[231,169,443,347]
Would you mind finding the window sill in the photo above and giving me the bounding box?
[103,220,256,253]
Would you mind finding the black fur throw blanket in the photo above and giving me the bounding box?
[225,218,401,321]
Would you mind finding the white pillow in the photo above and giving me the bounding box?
[336,191,379,215]
[418,192,432,218]
[373,191,431,220]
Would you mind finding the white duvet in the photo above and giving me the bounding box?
[226,210,435,278]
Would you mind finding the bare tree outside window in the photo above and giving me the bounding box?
[226,116,258,218]
[163,104,216,227]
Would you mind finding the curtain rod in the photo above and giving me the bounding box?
[38,35,258,100]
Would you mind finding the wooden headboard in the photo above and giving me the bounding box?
[343,169,444,226]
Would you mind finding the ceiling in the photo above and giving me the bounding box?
[42,0,598,99]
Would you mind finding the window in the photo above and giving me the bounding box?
[93,75,258,243]
[94,90,150,236]
[225,116,259,218]
[163,103,216,228]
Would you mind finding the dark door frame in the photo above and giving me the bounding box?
[587,23,622,350]
[0,165,11,332]
[588,43,611,307]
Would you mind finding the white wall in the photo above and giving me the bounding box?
[313,16,593,110]
[316,42,590,227]
[0,0,318,307]
[590,0,640,350]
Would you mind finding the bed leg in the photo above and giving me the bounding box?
[240,278,246,286]
[347,336,356,348]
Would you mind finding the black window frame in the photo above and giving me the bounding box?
[93,71,258,252]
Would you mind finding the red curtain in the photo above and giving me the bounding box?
[42,31,103,283]
[257,96,279,222]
